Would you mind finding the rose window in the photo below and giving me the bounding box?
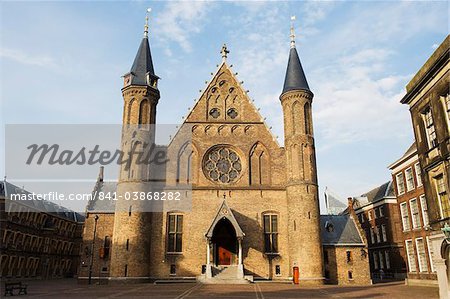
[204,146,242,183]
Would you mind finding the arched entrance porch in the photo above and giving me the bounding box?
[205,200,244,279]
[212,218,237,266]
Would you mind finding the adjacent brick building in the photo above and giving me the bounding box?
[321,213,371,285]
[349,182,406,280]
[389,143,437,286]
[0,180,84,280]
[400,35,449,298]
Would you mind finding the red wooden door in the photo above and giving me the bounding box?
[218,246,231,265]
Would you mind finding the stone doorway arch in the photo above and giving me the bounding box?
[212,218,237,266]
[204,200,245,278]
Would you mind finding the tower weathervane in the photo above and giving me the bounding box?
[144,8,151,38]
[220,44,229,62]
[290,15,296,48]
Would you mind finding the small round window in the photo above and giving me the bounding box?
[227,108,238,119]
[209,108,220,119]
[203,146,242,184]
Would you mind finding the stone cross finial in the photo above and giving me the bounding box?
[221,44,229,62]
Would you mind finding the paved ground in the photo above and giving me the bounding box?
[1,279,440,298]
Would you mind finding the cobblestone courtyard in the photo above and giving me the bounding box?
[1,279,440,298]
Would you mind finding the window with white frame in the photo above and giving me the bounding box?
[435,175,450,219]
[405,167,415,191]
[415,163,423,187]
[410,198,420,229]
[370,227,375,244]
[442,93,450,127]
[368,210,372,221]
[400,202,411,231]
[374,208,378,219]
[385,251,391,269]
[423,107,437,149]
[405,239,417,272]
[419,195,429,226]
[379,251,384,269]
[396,172,406,195]
[375,226,381,243]
[373,252,379,270]
[415,238,428,272]
[379,206,384,217]
[381,224,387,242]
[426,237,436,272]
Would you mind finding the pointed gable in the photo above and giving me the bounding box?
[185,62,265,124]
[205,200,244,239]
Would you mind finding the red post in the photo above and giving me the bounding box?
[293,266,299,284]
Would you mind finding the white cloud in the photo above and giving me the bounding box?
[154,1,214,52]
[0,47,57,68]
[312,48,411,150]
[301,1,338,26]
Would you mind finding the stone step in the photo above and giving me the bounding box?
[198,265,252,284]
[203,278,250,284]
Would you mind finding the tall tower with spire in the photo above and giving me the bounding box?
[280,17,324,284]
[109,9,160,280]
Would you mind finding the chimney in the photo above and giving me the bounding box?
[347,197,369,246]
[347,197,353,210]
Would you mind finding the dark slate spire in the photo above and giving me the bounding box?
[128,10,158,87]
[129,37,156,86]
[281,17,310,94]
[282,47,310,94]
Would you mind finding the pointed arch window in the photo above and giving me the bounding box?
[126,98,136,125]
[304,102,311,135]
[249,143,270,185]
[292,101,301,135]
[139,99,150,125]
[177,142,195,184]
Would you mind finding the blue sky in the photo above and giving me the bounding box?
[1,1,448,210]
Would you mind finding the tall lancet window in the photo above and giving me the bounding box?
[292,101,301,135]
[249,142,270,185]
[177,142,196,184]
[304,102,311,135]
[139,99,150,124]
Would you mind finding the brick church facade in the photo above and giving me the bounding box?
[78,18,367,285]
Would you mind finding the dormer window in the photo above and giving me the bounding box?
[123,74,132,87]
[147,73,158,88]
[325,221,334,232]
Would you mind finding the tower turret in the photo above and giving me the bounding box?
[110,9,159,281]
[280,16,323,285]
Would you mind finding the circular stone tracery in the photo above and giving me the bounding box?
[204,146,242,184]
